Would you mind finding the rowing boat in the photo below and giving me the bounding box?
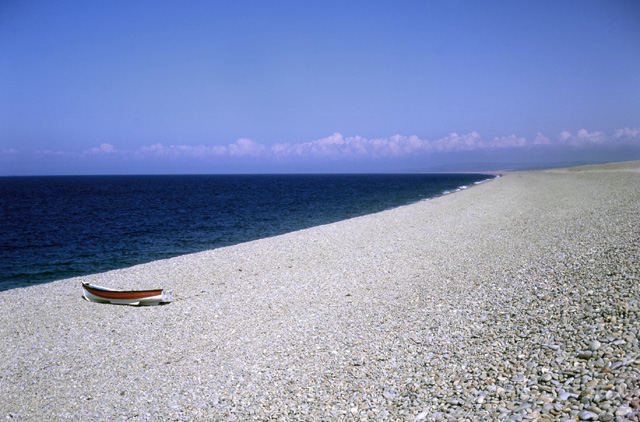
[81,282,173,306]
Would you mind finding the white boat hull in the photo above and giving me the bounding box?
[82,283,173,306]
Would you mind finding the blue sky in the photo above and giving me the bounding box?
[1,0,639,174]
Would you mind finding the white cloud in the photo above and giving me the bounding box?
[44,126,640,167]
[490,135,526,148]
[431,132,482,152]
[228,138,266,157]
[614,127,640,139]
[139,143,169,156]
[533,132,552,145]
[576,129,606,144]
[268,131,533,160]
[273,127,637,159]
[138,143,228,158]
[559,130,572,142]
[271,133,429,159]
[85,143,116,154]
[558,129,612,146]
[272,133,359,159]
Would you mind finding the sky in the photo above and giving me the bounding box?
[1,0,639,175]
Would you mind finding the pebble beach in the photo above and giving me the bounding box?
[1,162,639,421]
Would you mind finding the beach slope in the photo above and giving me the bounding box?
[1,162,639,421]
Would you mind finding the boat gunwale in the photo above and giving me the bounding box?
[82,282,164,300]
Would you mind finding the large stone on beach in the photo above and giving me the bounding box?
[578,351,593,359]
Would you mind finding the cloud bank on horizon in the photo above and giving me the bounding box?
[38,127,640,159]
[3,127,638,174]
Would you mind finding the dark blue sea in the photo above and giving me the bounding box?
[0,174,493,291]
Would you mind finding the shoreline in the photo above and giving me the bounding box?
[1,173,495,291]
[1,162,639,421]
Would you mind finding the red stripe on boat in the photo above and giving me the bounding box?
[83,284,162,300]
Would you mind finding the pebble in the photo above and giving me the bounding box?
[579,410,599,420]
[578,351,593,359]
[512,403,532,412]
[560,392,578,401]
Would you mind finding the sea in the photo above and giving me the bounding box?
[0,173,494,291]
